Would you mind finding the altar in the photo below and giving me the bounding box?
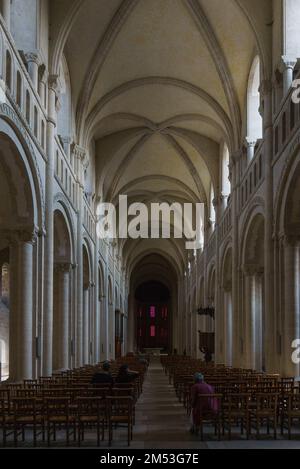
[143,347,164,356]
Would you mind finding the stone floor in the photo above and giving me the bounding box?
[2,357,300,449]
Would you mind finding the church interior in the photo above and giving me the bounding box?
[1,0,300,449]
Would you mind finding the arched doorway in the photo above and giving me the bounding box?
[135,281,170,353]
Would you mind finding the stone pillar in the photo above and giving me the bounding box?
[53,263,71,370]
[260,79,275,372]
[213,195,222,364]
[43,75,59,376]
[2,0,11,31]
[82,286,90,365]
[8,229,36,381]
[25,53,40,92]
[283,239,300,377]
[72,144,87,367]
[281,57,296,96]
[230,149,242,368]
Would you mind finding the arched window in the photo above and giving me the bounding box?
[25,90,30,123]
[221,143,231,207]
[57,55,72,144]
[5,50,12,92]
[246,56,262,161]
[34,106,38,138]
[16,71,22,108]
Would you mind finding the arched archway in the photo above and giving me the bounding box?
[276,157,300,376]
[53,209,72,371]
[242,212,265,370]
[128,252,178,354]
[135,281,170,353]
[0,127,42,381]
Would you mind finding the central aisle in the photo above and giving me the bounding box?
[131,356,206,449]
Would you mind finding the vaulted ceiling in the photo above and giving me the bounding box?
[49,0,272,276]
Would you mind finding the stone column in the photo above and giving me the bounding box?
[72,144,87,367]
[283,238,300,376]
[53,263,71,370]
[2,0,11,31]
[82,286,90,365]
[25,53,40,92]
[43,75,59,376]
[260,79,275,372]
[213,195,222,364]
[230,150,242,367]
[281,57,297,96]
[7,229,36,381]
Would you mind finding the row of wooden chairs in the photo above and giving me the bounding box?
[0,356,147,446]
[162,355,299,440]
[190,392,300,441]
[0,395,134,447]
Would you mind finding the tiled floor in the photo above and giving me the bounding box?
[3,357,300,448]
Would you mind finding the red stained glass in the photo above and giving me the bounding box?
[150,306,155,318]
[150,325,155,337]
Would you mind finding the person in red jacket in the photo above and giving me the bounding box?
[190,372,218,434]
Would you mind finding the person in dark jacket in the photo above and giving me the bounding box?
[115,364,139,383]
[91,361,114,385]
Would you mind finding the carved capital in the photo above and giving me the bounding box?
[245,137,257,148]
[280,56,297,71]
[48,74,60,93]
[231,149,243,165]
[25,51,41,66]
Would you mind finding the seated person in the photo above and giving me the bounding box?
[115,364,139,384]
[190,372,218,433]
[200,347,213,363]
[91,361,114,386]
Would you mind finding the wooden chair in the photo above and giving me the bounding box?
[76,397,105,446]
[224,393,250,439]
[284,394,300,439]
[106,396,133,446]
[12,397,44,447]
[249,393,278,439]
[0,397,13,446]
[195,393,222,441]
[45,397,76,446]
